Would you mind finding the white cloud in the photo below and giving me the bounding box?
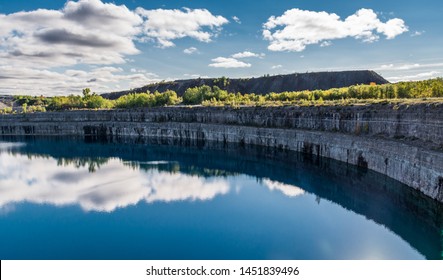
[263,8,408,52]
[0,0,142,67]
[320,41,332,47]
[0,66,160,96]
[0,1,230,95]
[232,51,265,59]
[0,152,230,212]
[0,2,229,67]
[208,57,251,68]
[380,64,394,69]
[411,31,424,37]
[271,64,283,69]
[209,51,264,68]
[380,63,421,70]
[386,71,440,82]
[136,7,229,48]
[377,62,443,71]
[183,74,209,78]
[183,47,198,54]
[232,16,241,24]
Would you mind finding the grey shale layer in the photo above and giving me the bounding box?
[1,103,442,202]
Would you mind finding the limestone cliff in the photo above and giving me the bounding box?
[1,102,442,202]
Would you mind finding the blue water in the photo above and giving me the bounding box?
[0,137,441,260]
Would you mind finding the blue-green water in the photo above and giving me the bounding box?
[0,137,441,260]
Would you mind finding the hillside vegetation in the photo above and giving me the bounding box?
[1,78,443,114]
[102,70,388,99]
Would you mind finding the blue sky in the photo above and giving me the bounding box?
[0,0,442,95]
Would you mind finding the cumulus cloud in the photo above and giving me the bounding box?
[183,47,198,54]
[0,152,230,212]
[0,1,229,67]
[271,64,283,69]
[0,0,142,67]
[232,16,241,24]
[263,8,408,52]
[0,0,231,95]
[209,57,251,68]
[136,7,229,48]
[232,51,265,59]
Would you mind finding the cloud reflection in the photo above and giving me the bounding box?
[0,153,229,212]
[262,179,305,197]
[0,142,25,151]
[0,146,305,213]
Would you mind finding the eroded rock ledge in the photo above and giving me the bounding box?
[1,103,442,202]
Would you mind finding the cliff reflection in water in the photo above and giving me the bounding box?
[0,136,441,260]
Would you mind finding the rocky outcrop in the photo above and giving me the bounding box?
[0,102,442,202]
[102,70,389,99]
[0,95,13,109]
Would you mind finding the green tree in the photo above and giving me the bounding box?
[82,88,91,98]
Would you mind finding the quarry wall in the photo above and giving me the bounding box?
[1,103,442,202]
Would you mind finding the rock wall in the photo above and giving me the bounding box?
[1,103,442,202]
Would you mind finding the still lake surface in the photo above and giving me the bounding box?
[0,136,441,260]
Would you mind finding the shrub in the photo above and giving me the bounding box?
[85,95,114,109]
[0,107,14,114]
[115,91,180,108]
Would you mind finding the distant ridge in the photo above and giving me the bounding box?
[102,70,389,99]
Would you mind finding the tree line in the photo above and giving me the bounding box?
[1,77,442,114]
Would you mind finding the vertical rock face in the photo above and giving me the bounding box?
[102,70,389,99]
[0,103,442,202]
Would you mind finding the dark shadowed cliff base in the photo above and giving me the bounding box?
[102,70,389,99]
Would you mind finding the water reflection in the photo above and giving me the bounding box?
[0,146,301,212]
[0,153,232,212]
[0,136,441,260]
[262,179,305,197]
[0,142,25,151]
